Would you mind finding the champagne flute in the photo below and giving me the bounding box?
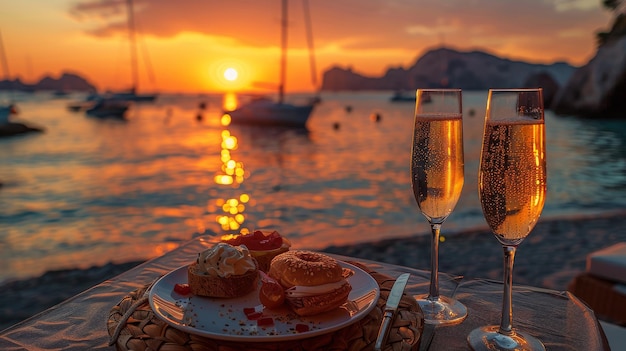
[411,88,467,325]
[467,89,546,351]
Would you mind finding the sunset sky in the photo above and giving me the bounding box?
[1,0,613,94]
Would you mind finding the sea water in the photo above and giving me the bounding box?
[1,91,625,282]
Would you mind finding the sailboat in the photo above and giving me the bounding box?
[110,0,157,102]
[68,0,153,116]
[390,91,416,102]
[0,30,43,135]
[227,0,315,128]
[0,29,17,125]
[84,98,130,119]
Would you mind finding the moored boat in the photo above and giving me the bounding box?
[390,91,416,102]
[227,97,313,127]
[85,98,130,119]
[226,0,314,128]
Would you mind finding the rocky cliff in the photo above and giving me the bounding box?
[552,31,626,118]
[321,47,576,93]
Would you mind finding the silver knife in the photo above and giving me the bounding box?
[374,273,410,351]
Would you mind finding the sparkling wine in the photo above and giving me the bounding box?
[479,119,546,245]
[411,89,468,325]
[411,114,464,221]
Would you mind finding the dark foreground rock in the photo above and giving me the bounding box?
[0,122,44,137]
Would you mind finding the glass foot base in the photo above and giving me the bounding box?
[467,325,545,351]
[414,294,467,325]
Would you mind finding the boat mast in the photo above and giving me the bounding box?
[0,30,10,81]
[302,0,317,90]
[126,0,139,94]
[279,0,287,104]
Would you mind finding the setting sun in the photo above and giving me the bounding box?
[206,60,253,92]
[224,68,238,81]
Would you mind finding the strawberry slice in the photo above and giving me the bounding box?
[223,230,284,250]
[259,271,285,309]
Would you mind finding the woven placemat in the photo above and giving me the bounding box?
[107,262,423,351]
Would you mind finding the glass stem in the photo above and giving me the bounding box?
[428,223,441,300]
[499,245,516,336]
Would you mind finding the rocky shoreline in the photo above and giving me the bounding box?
[2,211,625,331]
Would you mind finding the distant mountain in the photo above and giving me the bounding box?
[321,47,576,92]
[0,72,97,93]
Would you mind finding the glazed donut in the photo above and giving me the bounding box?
[268,250,343,288]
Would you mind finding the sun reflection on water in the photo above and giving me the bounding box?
[213,111,250,232]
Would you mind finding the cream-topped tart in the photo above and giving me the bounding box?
[187,242,258,298]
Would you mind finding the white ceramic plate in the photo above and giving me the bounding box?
[149,261,380,342]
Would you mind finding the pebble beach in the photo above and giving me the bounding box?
[325,210,626,291]
[2,210,625,331]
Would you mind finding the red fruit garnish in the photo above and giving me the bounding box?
[222,230,283,250]
[173,283,191,295]
[257,317,274,327]
[259,271,285,309]
[243,306,264,320]
[252,230,266,239]
[295,324,310,333]
[246,311,263,320]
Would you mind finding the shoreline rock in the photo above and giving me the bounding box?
[0,122,44,137]
[552,36,626,119]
